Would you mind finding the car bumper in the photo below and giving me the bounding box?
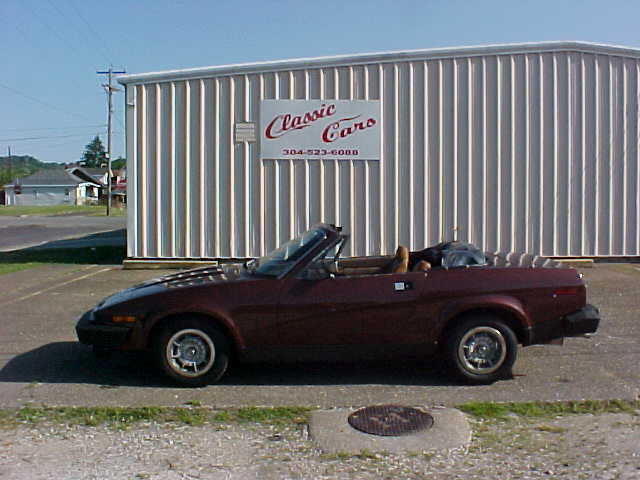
[564,304,600,337]
[525,304,600,345]
[75,310,131,348]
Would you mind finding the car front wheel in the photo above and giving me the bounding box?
[446,315,518,384]
[156,320,229,387]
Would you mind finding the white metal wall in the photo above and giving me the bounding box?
[124,48,640,258]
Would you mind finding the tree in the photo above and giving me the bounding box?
[81,136,107,168]
[111,157,126,170]
[0,167,13,188]
[0,155,59,188]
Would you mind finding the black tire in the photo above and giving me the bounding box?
[155,319,230,387]
[445,315,518,384]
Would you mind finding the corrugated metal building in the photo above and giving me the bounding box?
[119,41,640,261]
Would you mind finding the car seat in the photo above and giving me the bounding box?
[385,245,409,274]
[412,260,431,272]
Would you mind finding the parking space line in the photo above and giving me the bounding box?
[0,264,97,301]
[0,267,114,308]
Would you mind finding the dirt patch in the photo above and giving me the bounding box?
[1,410,639,479]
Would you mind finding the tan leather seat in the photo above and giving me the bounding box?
[387,245,409,274]
[412,260,431,272]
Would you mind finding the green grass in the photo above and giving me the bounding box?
[3,401,636,431]
[15,406,166,426]
[0,246,125,273]
[0,406,311,429]
[0,205,125,217]
[235,406,310,424]
[0,262,43,275]
[458,399,640,420]
[0,244,125,276]
[535,424,568,433]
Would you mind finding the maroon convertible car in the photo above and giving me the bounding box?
[77,224,599,386]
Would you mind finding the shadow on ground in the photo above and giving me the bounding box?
[0,342,456,388]
[0,230,126,265]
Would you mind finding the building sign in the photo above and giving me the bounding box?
[260,100,381,160]
[234,122,257,143]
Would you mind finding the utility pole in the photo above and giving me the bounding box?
[7,146,12,182]
[97,66,125,216]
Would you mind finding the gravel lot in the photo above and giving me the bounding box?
[1,410,639,479]
[1,262,639,408]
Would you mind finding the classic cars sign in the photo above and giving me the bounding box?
[260,100,381,160]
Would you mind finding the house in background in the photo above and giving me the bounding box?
[111,167,127,206]
[80,167,109,185]
[3,168,103,206]
[66,167,108,201]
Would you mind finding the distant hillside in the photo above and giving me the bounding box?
[0,155,65,188]
[0,155,63,171]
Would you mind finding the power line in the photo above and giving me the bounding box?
[0,82,96,122]
[46,0,114,66]
[21,0,89,62]
[0,124,106,133]
[114,114,126,131]
[67,0,116,64]
[3,14,90,96]
[0,132,106,143]
[45,0,105,61]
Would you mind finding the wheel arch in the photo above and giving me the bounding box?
[440,306,528,346]
[146,312,242,360]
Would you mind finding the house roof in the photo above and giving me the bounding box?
[4,169,100,188]
[82,168,108,176]
[69,167,106,185]
[118,41,640,86]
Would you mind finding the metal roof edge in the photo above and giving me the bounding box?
[117,41,640,85]
[68,167,104,186]
[4,184,85,188]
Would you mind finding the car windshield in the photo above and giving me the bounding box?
[248,227,327,277]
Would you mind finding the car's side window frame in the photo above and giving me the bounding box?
[296,236,346,280]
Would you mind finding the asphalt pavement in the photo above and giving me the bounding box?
[0,262,638,409]
[0,215,126,251]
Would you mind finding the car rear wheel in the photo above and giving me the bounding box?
[155,320,229,387]
[446,315,518,384]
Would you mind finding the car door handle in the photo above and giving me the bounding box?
[393,281,413,291]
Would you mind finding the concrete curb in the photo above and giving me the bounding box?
[309,406,471,454]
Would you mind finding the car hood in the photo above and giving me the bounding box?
[145,264,245,288]
[97,264,246,309]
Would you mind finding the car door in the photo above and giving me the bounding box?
[356,271,429,346]
[277,269,428,348]
[276,273,366,346]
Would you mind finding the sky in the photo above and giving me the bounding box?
[2,0,640,165]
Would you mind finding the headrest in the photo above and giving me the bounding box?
[396,245,409,261]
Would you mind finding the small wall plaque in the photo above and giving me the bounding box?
[235,122,256,143]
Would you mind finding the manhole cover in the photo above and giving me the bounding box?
[348,405,434,436]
